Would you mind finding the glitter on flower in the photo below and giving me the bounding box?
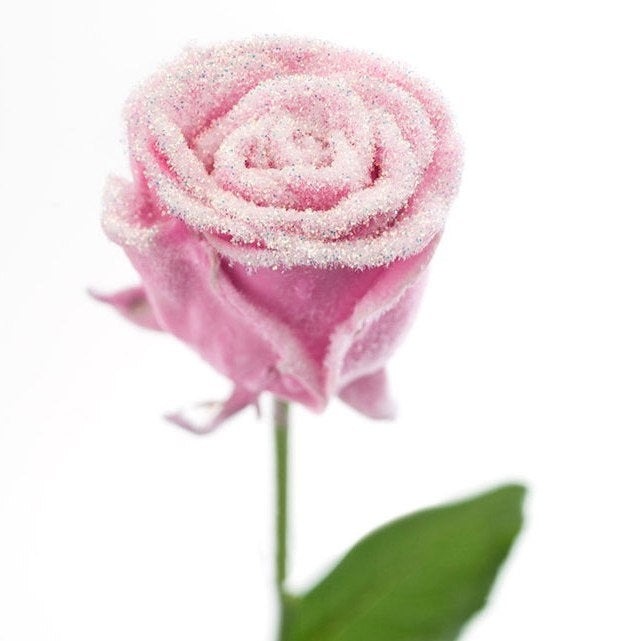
[98,37,462,431]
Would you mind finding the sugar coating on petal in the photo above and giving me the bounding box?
[107,36,462,269]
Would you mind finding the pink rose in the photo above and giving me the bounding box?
[97,37,462,431]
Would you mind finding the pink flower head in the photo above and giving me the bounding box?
[97,37,462,431]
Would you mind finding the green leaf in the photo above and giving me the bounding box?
[284,484,525,641]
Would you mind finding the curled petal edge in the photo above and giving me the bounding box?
[89,285,162,331]
[339,368,396,420]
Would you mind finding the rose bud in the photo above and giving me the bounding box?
[96,37,462,432]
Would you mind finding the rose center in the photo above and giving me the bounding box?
[195,75,375,210]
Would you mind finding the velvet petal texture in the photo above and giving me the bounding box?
[98,38,462,429]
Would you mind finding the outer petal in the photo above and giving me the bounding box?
[102,177,439,423]
[90,285,162,331]
[104,177,324,411]
[218,261,384,367]
[326,238,437,398]
[339,369,396,420]
[214,240,435,417]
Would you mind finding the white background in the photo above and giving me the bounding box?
[1,1,625,639]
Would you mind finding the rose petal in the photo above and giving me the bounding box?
[89,285,162,331]
[339,369,396,420]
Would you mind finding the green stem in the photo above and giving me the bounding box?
[274,398,290,640]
